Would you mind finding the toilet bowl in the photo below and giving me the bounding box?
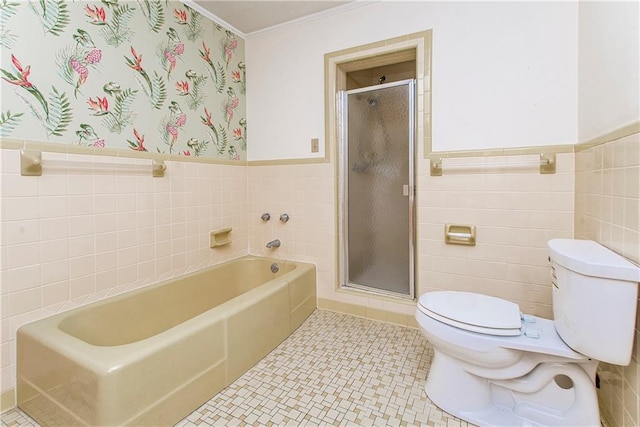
[416,292,599,426]
[416,239,640,427]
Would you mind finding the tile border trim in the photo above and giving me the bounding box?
[428,144,574,161]
[575,120,640,152]
[248,157,329,166]
[317,297,418,329]
[8,121,635,167]
[0,138,246,166]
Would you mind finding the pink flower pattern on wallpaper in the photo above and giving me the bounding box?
[69,59,89,88]
[223,87,239,129]
[1,1,246,160]
[222,31,238,68]
[199,41,226,93]
[176,80,189,95]
[175,6,204,42]
[56,29,104,98]
[161,100,188,153]
[123,45,167,111]
[1,54,73,137]
[126,46,144,72]
[85,5,106,25]
[86,2,136,47]
[75,123,105,147]
[87,96,109,115]
[2,54,33,88]
[127,128,147,151]
[1,54,48,118]
[160,28,185,79]
[88,82,138,134]
[173,9,188,25]
[85,49,102,64]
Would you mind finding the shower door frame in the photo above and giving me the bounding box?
[338,79,416,300]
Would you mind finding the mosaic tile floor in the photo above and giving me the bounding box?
[2,309,473,427]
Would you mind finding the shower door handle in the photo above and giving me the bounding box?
[403,185,409,196]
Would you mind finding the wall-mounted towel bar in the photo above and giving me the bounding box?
[430,153,555,176]
[20,149,167,177]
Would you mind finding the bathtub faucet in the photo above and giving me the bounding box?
[266,239,281,249]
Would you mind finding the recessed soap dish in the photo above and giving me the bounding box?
[444,224,476,246]
[210,227,232,248]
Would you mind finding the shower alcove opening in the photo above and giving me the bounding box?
[325,31,432,301]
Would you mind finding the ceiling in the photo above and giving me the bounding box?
[191,1,354,35]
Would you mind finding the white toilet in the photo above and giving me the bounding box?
[415,239,640,427]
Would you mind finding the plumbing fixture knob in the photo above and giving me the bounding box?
[279,214,290,223]
[261,213,270,221]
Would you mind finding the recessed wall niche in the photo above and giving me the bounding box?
[346,60,416,90]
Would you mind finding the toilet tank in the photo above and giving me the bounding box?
[548,239,640,366]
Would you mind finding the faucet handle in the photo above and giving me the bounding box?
[279,213,290,223]
[261,213,270,221]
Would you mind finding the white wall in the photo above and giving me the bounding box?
[578,1,640,142]
[246,1,578,160]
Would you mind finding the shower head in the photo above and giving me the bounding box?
[367,98,378,107]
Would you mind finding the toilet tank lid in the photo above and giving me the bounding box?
[548,239,640,282]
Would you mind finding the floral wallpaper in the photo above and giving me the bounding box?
[0,0,246,160]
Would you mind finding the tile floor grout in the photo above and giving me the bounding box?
[2,310,472,427]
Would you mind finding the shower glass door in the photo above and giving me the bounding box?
[339,79,415,298]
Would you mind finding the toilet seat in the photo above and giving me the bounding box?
[418,291,522,336]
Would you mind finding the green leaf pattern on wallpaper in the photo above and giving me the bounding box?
[56,29,104,98]
[85,3,136,47]
[0,0,20,49]
[0,111,23,137]
[137,0,165,33]
[174,5,203,41]
[28,0,71,36]
[0,0,247,160]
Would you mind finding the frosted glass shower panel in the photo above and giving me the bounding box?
[343,81,415,297]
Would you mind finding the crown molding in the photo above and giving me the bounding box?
[245,1,378,39]
[180,0,247,38]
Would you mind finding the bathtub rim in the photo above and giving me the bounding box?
[17,255,315,375]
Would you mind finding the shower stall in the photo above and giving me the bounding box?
[338,79,416,298]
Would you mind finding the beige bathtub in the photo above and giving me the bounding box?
[17,256,316,426]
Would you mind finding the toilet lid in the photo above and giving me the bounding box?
[418,291,523,336]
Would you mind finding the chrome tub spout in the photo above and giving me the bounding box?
[266,239,281,249]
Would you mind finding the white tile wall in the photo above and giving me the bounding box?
[418,153,575,319]
[575,132,640,427]
[0,143,593,414]
[247,152,575,323]
[247,162,335,291]
[0,148,248,395]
